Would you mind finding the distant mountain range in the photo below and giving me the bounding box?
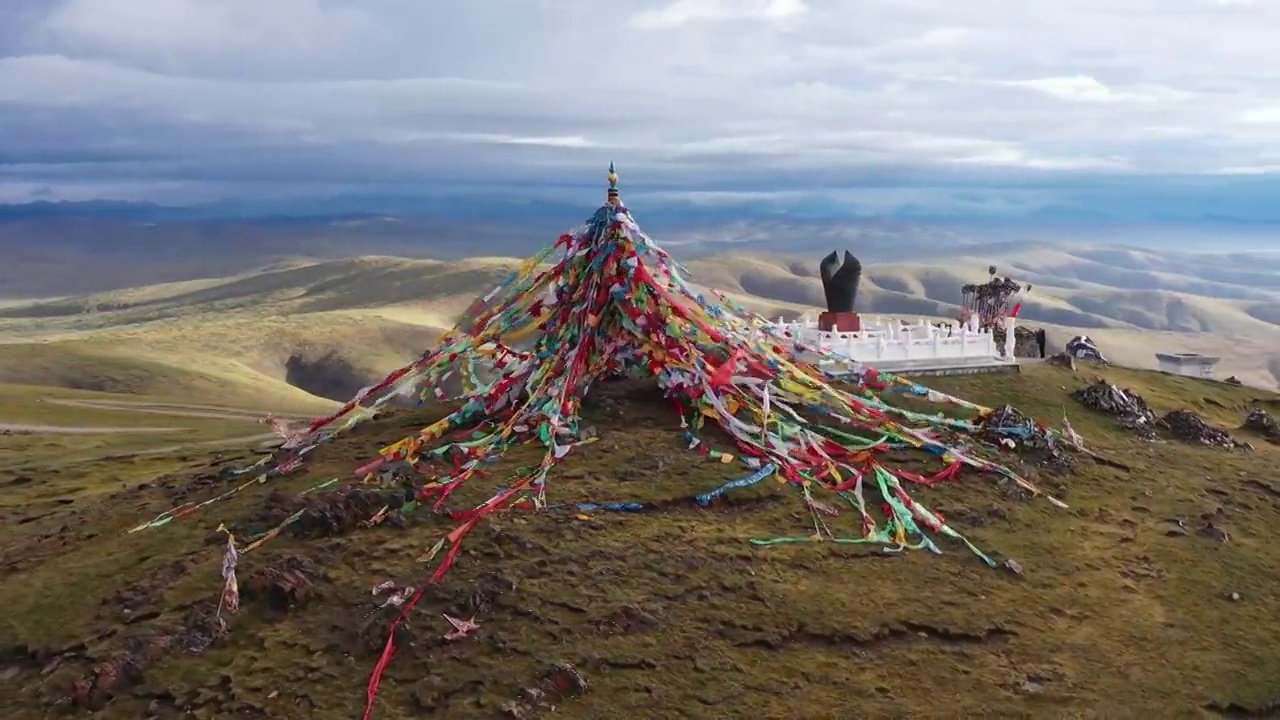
[1,193,1278,299]
[8,176,1280,226]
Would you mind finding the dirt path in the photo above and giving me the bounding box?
[1,398,313,456]
[104,432,282,458]
[0,424,187,435]
[42,398,314,423]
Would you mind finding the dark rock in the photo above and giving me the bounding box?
[597,604,660,634]
[179,604,227,654]
[60,634,173,711]
[1199,522,1231,543]
[544,663,587,699]
[243,557,322,614]
[250,485,411,540]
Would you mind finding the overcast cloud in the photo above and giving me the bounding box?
[2,0,1280,204]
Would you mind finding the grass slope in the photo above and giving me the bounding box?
[5,244,1279,399]
[2,364,1279,718]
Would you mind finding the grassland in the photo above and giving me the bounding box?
[0,378,322,470]
[1,243,1278,407]
[1,362,1278,718]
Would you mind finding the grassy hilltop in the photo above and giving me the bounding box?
[2,362,1279,718]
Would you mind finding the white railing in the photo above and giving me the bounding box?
[767,315,1015,365]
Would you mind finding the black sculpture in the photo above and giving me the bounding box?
[818,250,862,314]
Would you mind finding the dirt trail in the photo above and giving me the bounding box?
[43,398,314,423]
[0,424,186,435]
[1,398,312,455]
[105,432,281,458]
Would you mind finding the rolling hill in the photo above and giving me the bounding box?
[1,242,1278,403]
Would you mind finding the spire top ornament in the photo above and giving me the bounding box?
[606,162,620,206]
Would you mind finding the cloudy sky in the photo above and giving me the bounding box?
[2,0,1280,215]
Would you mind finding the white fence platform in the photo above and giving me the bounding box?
[768,315,1019,375]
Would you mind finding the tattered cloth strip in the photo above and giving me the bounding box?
[365,581,416,619]
[265,414,308,449]
[1060,413,1086,450]
[696,463,776,505]
[126,170,1071,720]
[215,524,239,626]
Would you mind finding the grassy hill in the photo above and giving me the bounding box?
[1,243,1278,409]
[1,363,1279,717]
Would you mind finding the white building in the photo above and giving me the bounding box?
[1155,352,1220,379]
[768,314,1018,375]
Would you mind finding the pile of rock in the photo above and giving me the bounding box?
[1157,410,1241,449]
[1242,407,1279,442]
[1071,381,1158,440]
[980,404,1075,472]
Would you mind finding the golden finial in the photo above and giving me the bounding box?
[606,162,620,206]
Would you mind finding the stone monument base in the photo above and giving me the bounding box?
[818,311,861,332]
